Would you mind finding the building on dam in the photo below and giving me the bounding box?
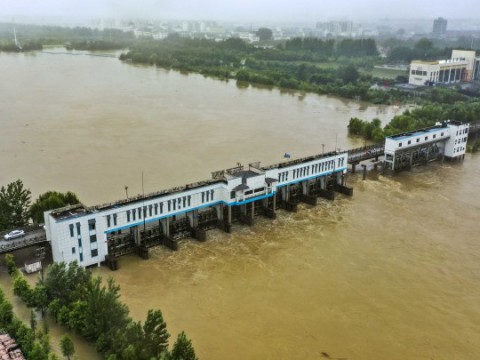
[383,120,469,171]
[44,151,351,268]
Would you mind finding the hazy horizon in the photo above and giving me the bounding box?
[2,0,480,23]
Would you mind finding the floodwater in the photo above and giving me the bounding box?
[1,50,479,360]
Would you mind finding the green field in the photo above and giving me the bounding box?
[369,67,408,79]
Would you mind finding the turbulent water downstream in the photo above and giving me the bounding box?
[1,50,479,359]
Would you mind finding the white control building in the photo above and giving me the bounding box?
[44,151,349,268]
[384,120,469,171]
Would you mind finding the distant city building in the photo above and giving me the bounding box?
[408,50,480,86]
[432,17,447,36]
[316,21,354,37]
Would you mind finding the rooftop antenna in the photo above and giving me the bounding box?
[124,185,129,199]
[13,26,22,51]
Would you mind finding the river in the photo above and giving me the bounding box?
[1,49,479,359]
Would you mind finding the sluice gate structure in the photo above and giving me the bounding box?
[45,151,352,270]
[43,120,471,270]
[383,121,469,171]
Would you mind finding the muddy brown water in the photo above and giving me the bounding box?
[1,49,479,359]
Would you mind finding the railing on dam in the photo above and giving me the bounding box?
[347,143,385,164]
[0,234,48,254]
[469,123,480,134]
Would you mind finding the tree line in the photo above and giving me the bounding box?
[348,94,480,143]
[0,283,54,359]
[280,37,378,58]
[0,180,79,232]
[0,23,134,52]
[3,255,198,359]
[119,36,411,105]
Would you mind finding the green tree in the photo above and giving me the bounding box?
[11,318,36,357]
[60,335,75,360]
[348,117,366,135]
[256,28,273,41]
[143,309,170,358]
[43,261,91,306]
[31,283,49,316]
[30,309,37,331]
[0,288,14,327]
[4,253,18,276]
[171,331,198,360]
[29,191,79,224]
[13,273,33,304]
[0,179,31,231]
[38,331,51,356]
[29,339,49,360]
[414,38,433,58]
[337,64,359,84]
[82,277,130,353]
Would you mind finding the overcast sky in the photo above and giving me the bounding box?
[2,0,480,22]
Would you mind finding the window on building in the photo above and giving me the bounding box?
[154,203,158,215]
[433,134,436,139]
[113,214,117,226]
[106,215,111,228]
[201,192,205,203]
[149,205,153,217]
[90,234,97,243]
[127,210,130,222]
[441,132,444,136]
[72,247,76,254]
[231,191,235,199]
[79,253,83,262]
[76,222,81,236]
[167,200,171,212]
[398,143,402,147]
[69,224,74,237]
[160,203,164,213]
[88,219,95,231]
[138,208,142,219]
[78,238,82,248]
[416,138,420,143]
[408,140,411,145]
[132,209,136,221]
[210,190,214,200]
[91,249,98,257]
[425,136,428,141]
